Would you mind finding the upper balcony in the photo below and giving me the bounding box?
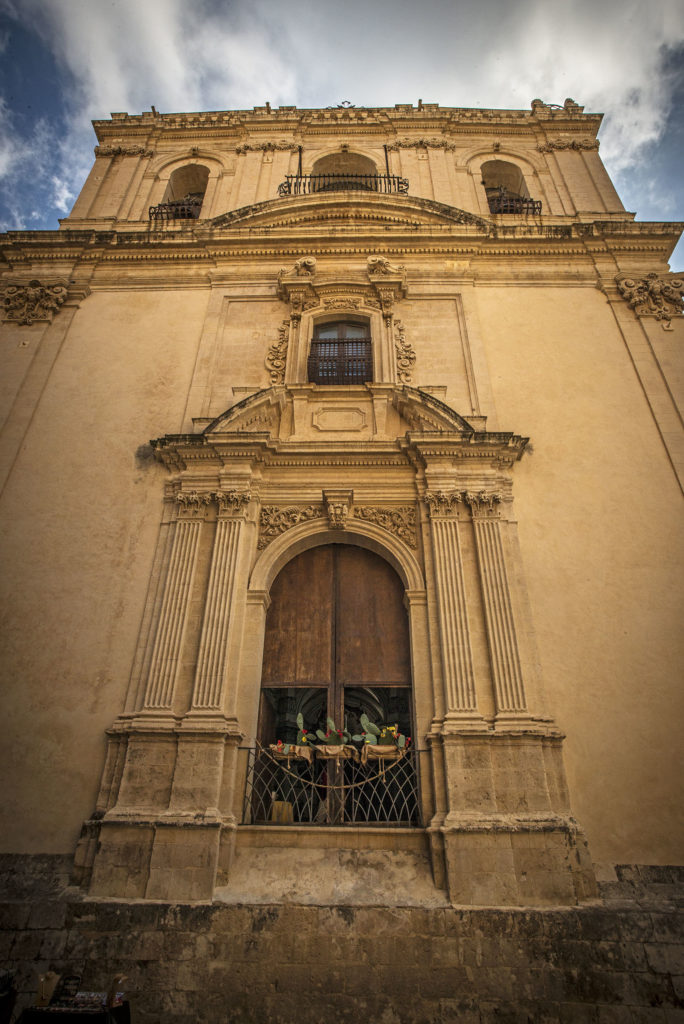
[277,173,409,197]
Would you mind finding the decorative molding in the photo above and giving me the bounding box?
[2,280,67,325]
[353,505,417,548]
[94,145,154,157]
[424,490,464,517]
[386,137,456,151]
[324,490,352,529]
[235,141,299,154]
[323,297,362,310]
[258,505,325,548]
[265,319,290,384]
[277,258,317,320]
[214,490,251,516]
[176,491,213,519]
[394,320,416,384]
[537,139,599,153]
[464,490,503,516]
[616,272,684,328]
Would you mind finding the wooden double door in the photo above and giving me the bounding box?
[259,544,412,743]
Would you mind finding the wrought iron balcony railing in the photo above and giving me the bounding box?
[242,744,421,826]
[278,174,409,197]
[148,199,203,221]
[486,187,542,215]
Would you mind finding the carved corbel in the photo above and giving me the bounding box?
[324,489,353,530]
[616,272,684,330]
[2,279,68,325]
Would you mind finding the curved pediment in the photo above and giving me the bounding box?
[203,193,492,233]
[203,385,477,439]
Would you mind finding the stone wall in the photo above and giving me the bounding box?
[1,861,682,1023]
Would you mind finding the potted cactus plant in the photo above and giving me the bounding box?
[352,713,410,763]
[269,713,313,762]
[314,717,355,759]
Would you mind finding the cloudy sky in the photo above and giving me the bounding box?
[1,0,683,264]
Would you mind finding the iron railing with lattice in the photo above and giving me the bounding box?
[307,339,372,385]
[278,174,409,197]
[242,745,421,826]
[148,199,203,221]
[486,187,542,215]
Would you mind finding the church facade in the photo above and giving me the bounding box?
[1,100,682,912]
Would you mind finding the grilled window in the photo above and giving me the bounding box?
[307,321,372,385]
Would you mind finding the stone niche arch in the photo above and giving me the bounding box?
[310,150,378,177]
[465,151,545,216]
[162,163,210,205]
[143,154,226,219]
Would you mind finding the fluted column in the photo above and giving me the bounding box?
[425,491,484,729]
[190,489,251,710]
[141,490,211,711]
[465,491,527,718]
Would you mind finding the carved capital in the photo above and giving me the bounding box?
[616,272,684,328]
[324,489,352,530]
[424,490,463,517]
[214,490,251,517]
[353,505,417,548]
[2,280,67,325]
[258,504,325,548]
[464,491,503,517]
[176,491,213,519]
[394,320,416,384]
[265,319,290,384]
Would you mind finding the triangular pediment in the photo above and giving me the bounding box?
[203,193,491,233]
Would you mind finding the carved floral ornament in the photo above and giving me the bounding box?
[176,490,251,519]
[276,255,407,327]
[424,489,503,518]
[536,139,599,153]
[258,500,417,549]
[2,280,68,326]
[616,272,684,329]
[385,138,456,151]
[235,141,298,154]
[94,145,154,157]
[394,320,416,385]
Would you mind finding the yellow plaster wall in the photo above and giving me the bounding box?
[0,289,208,852]
[474,285,684,864]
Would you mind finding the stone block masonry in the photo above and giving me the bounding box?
[1,865,682,1023]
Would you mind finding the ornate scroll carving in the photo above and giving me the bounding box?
[214,490,251,516]
[324,490,352,529]
[258,505,324,548]
[537,139,599,152]
[236,141,299,153]
[277,259,317,321]
[94,145,153,157]
[386,138,456,151]
[265,320,290,384]
[424,490,464,517]
[323,297,361,310]
[394,320,416,384]
[367,256,406,276]
[176,491,213,519]
[617,272,684,327]
[2,280,67,325]
[464,491,503,516]
[353,506,417,548]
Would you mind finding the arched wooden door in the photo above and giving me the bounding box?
[259,544,411,743]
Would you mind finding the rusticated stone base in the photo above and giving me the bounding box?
[1,858,683,1023]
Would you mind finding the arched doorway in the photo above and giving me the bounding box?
[249,544,418,825]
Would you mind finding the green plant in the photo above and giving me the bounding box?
[315,717,350,745]
[352,713,410,748]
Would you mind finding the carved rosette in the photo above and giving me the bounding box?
[214,490,251,517]
[258,505,325,548]
[352,506,417,549]
[394,320,416,384]
[616,272,684,327]
[463,491,503,517]
[424,490,463,517]
[265,320,290,384]
[176,491,213,519]
[2,280,67,325]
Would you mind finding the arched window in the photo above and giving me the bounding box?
[150,164,210,220]
[249,544,418,826]
[310,151,379,193]
[481,159,541,215]
[307,320,372,385]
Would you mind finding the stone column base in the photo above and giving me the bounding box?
[440,817,597,906]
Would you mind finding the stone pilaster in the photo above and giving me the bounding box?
[424,491,484,729]
[140,491,211,714]
[465,490,528,721]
